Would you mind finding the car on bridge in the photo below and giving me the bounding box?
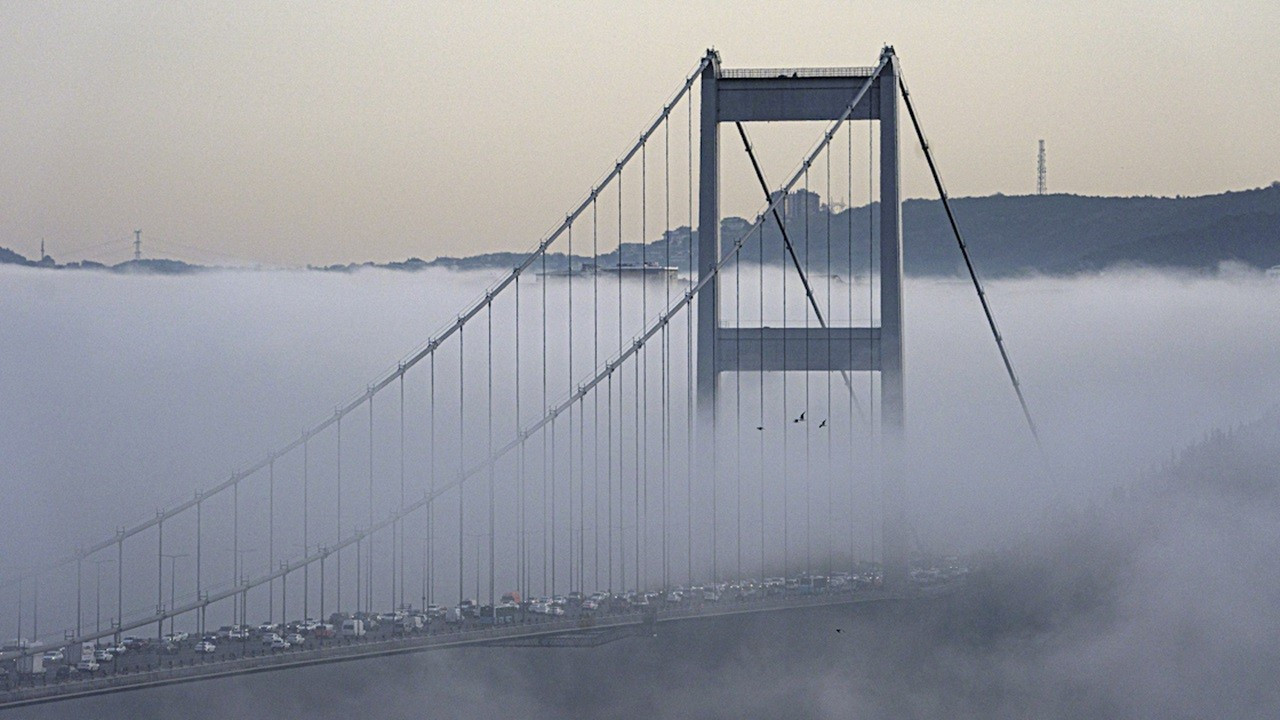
[194,641,216,654]
[122,636,148,650]
[458,599,477,619]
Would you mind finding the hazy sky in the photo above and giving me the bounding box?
[2,1,1278,266]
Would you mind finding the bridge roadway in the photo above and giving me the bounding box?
[0,586,932,710]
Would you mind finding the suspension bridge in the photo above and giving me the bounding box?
[0,47,1032,708]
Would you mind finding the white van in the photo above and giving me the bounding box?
[340,619,366,638]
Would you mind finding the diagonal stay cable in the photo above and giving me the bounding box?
[734,121,866,422]
[897,71,1043,450]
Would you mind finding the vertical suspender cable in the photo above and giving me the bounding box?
[617,164,627,595]
[304,437,310,619]
[196,499,202,635]
[735,226,743,586]
[578,305,586,595]
[487,299,495,612]
[156,518,163,641]
[686,94,694,588]
[336,416,342,614]
[804,167,812,576]
[399,372,405,610]
[233,479,239,626]
[825,146,834,575]
[593,197,600,593]
[759,205,766,583]
[428,353,436,607]
[752,204,762,579]
[368,393,375,612]
[269,459,275,622]
[550,290,558,599]
[868,117,877,564]
[640,141,647,593]
[607,371,614,593]
[568,218,577,594]
[782,181,790,582]
[662,114,671,590]
[458,327,465,606]
[542,231,549,597]
[515,277,524,602]
[846,122,855,564]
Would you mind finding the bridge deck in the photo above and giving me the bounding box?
[0,590,914,710]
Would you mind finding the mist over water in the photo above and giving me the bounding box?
[3,264,1279,718]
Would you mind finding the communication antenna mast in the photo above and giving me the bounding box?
[134,230,142,261]
[1036,140,1046,195]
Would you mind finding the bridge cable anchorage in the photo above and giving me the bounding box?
[735,121,866,421]
[11,57,884,653]
[896,73,1043,453]
[0,55,712,595]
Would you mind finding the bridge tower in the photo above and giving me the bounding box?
[696,47,908,588]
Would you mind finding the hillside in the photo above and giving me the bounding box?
[4,185,1278,276]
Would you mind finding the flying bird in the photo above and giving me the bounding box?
[793,411,806,423]
[818,419,827,428]
[755,426,764,431]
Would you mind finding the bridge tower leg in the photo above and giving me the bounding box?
[877,50,908,591]
[695,50,721,418]
[695,50,722,583]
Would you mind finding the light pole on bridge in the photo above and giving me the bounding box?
[226,547,258,628]
[161,553,187,638]
[93,558,114,636]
